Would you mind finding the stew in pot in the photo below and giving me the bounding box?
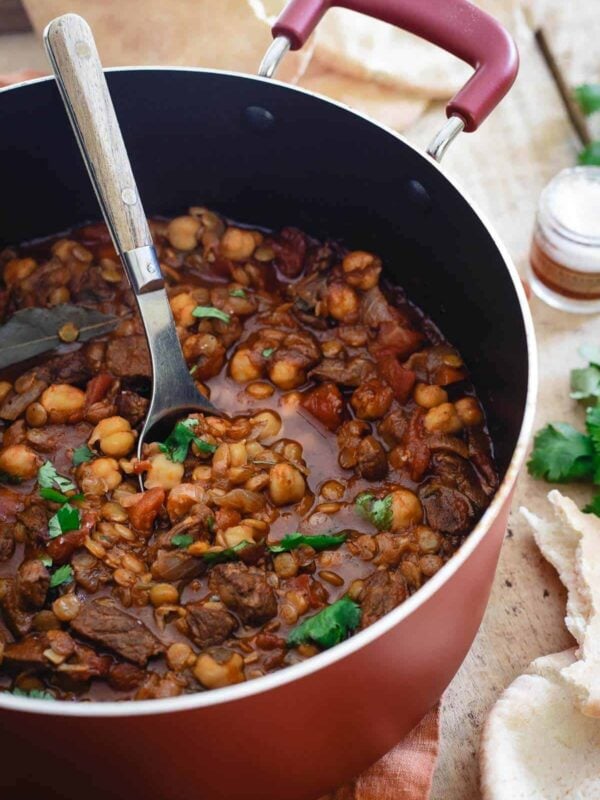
[0,207,497,701]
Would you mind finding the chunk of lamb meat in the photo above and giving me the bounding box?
[17,559,49,608]
[337,419,371,470]
[359,569,407,629]
[46,349,91,385]
[179,602,237,648]
[419,452,488,534]
[356,435,388,481]
[106,335,151,379]
[0,376,47,421]
[70,599,164,666]
[71,549,112,593]
[208,563,277,625]
[0,522,14,561]
[310,356,376,387]
[115,390,149,427]
[0,579,33,637]
[3,633,47,668]
[151,549,204,583]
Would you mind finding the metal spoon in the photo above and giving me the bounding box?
[43,14,219,461]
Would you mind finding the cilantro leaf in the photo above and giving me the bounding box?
[48,504,81,539]
[72,444,94,466]
[40,487,83,504]
[269,532,347,553]
[49,564,73,588]
[355,493,393,530]
[262,347,276,358]
[570,366,600,401]
[159,419,217,463]
[39,554,53,567]
[584,493,600,517]
[579,344,600,368]
[229,288,246,298]
[527,423,595,482]
[11,688,55,700]
[579,141,600,167]
[171,533,194,549]
[287,597,361,649]
[203,541,252,565]
[192,306,230,324]
[575,84,600,116]
[38,461,76,493]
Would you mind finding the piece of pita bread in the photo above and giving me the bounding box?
[522,490,600,718]
[480,648,600,800]
[298,65,428,132]
[520,492,589,644]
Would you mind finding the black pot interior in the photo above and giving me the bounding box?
[0,69,529,478]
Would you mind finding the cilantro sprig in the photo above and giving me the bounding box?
[159,419,217,463]
[172,533,194,549]
[202,541,252,565]
[287,597,361,649]
[268,532,347,553]
[574,84,600,165]
[49,564,74,588]
[38,461,76,493]
[72,444,94,466]
[355,493,393,531]
[192,306,231,324]
[528,345,600,514]
[48,504,81,539]
[10,688,55,700]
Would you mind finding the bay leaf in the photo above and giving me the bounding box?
[0,304,121,369]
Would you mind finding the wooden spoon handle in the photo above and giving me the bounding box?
[44,13,162,292]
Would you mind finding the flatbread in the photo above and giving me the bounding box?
[520,493,589,644]
[521,491,600,718]
[480,648,600,800]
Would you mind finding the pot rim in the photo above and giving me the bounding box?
[0,66,538,718]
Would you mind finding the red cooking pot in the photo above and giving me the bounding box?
[0,1,535,798]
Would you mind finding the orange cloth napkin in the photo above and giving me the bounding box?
[321,706,440,800]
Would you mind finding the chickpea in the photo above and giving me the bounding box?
[167,215,201,251]
[420,554,444,577]
[101,501,128,523]
[351,380,393,420]
[414,383,448,409]
[321,339,344,358]
[269,462,306,506]
[170,292,196,327]
[223,524,255,548]
[166,642,194,672]
[0,381,11,404]
[194,649,245,689]
[423,402,463,434]
[268,359,303,390]
[88,458,122,493]
[228,442,247,468]
[390,489,423,532]
[416,526,442,554]
[25,402,48,428]
[90,416,135,458]
[4,257,36,285]
[40,384,85,423]
[251,410,282,442]
[52,594,80,622]
[326,283,360,322]
[48,287,70,306]
[273,552,298,579]
[341,251,381,290]
[230,349,262,383]
[150,583,179,607]
[454,397,484,427]
[220,227,257,261]
[0,444,40,480]
[145,453,184,491]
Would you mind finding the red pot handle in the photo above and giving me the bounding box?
[272,0,518,132]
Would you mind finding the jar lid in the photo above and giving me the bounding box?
[540,166,600,246]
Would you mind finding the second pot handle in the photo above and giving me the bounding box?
[260,0,518,157]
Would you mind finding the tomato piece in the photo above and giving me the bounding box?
[300,382,345,432]
[377,357,416,403]
[127,487,165,533]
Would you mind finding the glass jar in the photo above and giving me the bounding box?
[529,166,600,313]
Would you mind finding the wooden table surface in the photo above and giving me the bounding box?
[1,6,599,797]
